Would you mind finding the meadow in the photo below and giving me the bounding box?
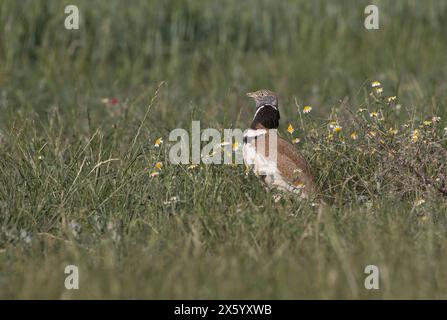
[0,0,447,299]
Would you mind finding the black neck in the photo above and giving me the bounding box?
[250,104,280,129]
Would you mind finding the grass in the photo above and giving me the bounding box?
[0,0,447,299]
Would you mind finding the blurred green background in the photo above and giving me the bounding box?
[1,0,447,129]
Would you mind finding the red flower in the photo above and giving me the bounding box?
[110,97,119,105]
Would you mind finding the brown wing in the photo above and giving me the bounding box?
[252,127,315,195]
[276,136,315,194]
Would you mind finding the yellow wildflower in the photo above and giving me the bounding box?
[292,138,301,144]
[303,106,312,114]
[411,129,419,143]
[328,121,342,133]
[387,96,397,103]
[287,124,295,134]
[371,81,381,88]
[154,162,163,170]
[154,137,163,147]
[350,132,358,140]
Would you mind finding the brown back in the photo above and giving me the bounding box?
[252,125,315,195]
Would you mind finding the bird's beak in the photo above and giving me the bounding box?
[246,92,256,98]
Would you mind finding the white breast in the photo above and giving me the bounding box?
[243,129,280,178]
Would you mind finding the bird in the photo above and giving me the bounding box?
[243,89,315,198]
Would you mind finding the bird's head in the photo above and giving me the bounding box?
[247,89,280,129]
[246,89,278,108]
